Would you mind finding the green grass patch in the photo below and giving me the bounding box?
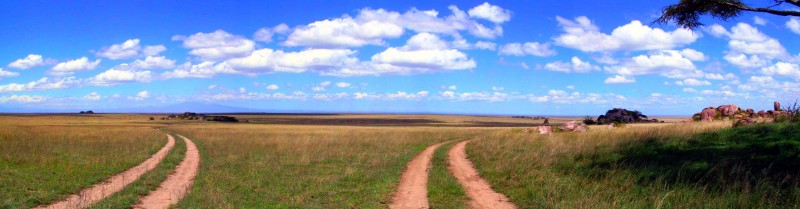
[427,141,468,208]
[0,126,164,208]
[89,134,186,209]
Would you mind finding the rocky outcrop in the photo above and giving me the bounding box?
[596,108,652,124]
[560,121,589,133]
[700,107,717,122]
[537,126,552,135]
[717,104,740,117]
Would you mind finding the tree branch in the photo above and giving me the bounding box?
[721,1,800,16]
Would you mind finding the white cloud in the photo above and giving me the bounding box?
[443,85,457,90]
[83,92,101,101]
[713,23,787,62]
[132,91,149,101]
[554,16,698,52]
[787,18,800,35]
[467,2,511,23]
[544,56,598,73]
[335,82,351,88]
[0,95,45,103]
[474,41,497,50]
[566,85,575,90]
[161,61,237,79]
[604,75,636,84]
[284,17,404,48]
[339,33,474,76]
[0,68,19,77]
[97,39,141,60]
[498,42,556,57]
[761,62,800,79]
[351,5,504,39]
[173,30,255,60]
[266,84,279,90]
[226,48,358,74]
[254,23,290,43]
[723,53,769,68]
[753,16,767,26]
[679,48,707,61]
[131,56,176,69]
[492,86,504,91]
[8,54,45,69]
[142,45,167,56]
[50,57,101,76]
[0,77,81,93]
[90,64,153,86]
[704,73,737,80]
[674,78,711,86]
[605,50,700,79]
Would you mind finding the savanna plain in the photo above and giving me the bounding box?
[1,113,799,208]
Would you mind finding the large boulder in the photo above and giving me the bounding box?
[758,110,768,118]
[574,124,588,132]
[775,101,781,111]
[561,121,578,131]
[537,126,552,135]
[597,108,648,124]
[700,107,717,122]
[716,104,740,117]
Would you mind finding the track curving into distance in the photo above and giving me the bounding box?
[134,134,200,209]
[35,134,176,209]
[447,140,517,209]
[389,141,452,209]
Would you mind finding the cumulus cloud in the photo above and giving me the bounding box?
[679,48,707,61]
[8,54,45,69]
[161,61,238,79]
[173,30,255,60]
[710,23,788,69]
[254,23,290,43]
[498,42,556,57]
[266,84,279,90]
[761,62,800,79]
[473,41,497,50]
[544,56,598,73]
[0,95,45,103]
[49,57,101,76]
[787,18,800,35]
[605,50,703,79]
[675,78,712,86]
[225,48,358,74]
[467,2,511,23]
[754,16,768,26]
[89,64,153,86]
[96,39,141,60]
[554,16,698,52]
[0,77,81,93]
[284,17,404,48]
[131,91,149,100]
[131,56,176,69]
[83,92,101,101]
[604,75,636,84]
[0,68,19,77]
[335,82,351,88]
[142,45,167,56]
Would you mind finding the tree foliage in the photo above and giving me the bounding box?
[656,0,800,29]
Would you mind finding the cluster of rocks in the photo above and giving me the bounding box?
[512,116,549,120]
[693,102,788,123]
[163,112,239,122]
[595,108,659,125]
[529,121,588,135]
[79,110,95,114]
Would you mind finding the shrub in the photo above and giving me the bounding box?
[583,116,596,125]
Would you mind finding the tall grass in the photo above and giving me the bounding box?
[468,122,800,208]
[0,126,164,208]
[169,124,474,208]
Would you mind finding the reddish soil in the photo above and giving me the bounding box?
[35,134,176,209]
[134,134,200,209]
[447,141,517,209]
[389,141,450,209]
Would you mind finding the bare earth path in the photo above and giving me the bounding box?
[448,140,517,209]
[389,141,451,209]
[134,134,200,209]
[35,134,176,209]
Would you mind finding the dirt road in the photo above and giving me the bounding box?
[35,134,176,209]
[448,140,516,209]
[134,134,200,209]
[389,141,450,209]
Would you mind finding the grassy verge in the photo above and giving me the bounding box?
[467,122,800,208]
[169,124,476,208]
[427,141,468,208]
[88,133,186,209]
[0,126,164,208]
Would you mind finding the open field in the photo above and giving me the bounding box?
[3,113,800,208]
[0,125,164,208]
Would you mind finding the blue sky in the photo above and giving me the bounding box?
[1,0,799,115]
